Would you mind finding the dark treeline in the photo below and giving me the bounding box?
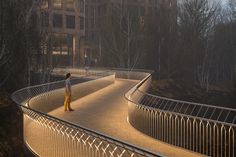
[0,1,39,156]
[1,0,235,92]
[0,0,40,92]
[0,0,235,155]
[100,0,236,91]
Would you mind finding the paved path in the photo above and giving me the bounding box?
[49,79,203,157]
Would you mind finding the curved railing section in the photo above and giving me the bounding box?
[12,68,235,157]
[12,69,160,157]
[125,71,236,157]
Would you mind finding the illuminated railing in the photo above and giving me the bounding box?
[13,68,235,157]
[125,72,236,157]
[12,69,160,157]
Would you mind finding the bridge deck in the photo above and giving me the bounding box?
[49,79,203,157]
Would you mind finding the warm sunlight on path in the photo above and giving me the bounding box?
[49,79,203,157]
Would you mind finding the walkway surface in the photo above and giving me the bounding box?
[49,79,203,157]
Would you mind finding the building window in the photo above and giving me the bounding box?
[154,0,158,6]
[98,6,101,16]
[40,0,48,9]
[85,5,89,16]
[53,13,63,28]
[66,15,75,29]
[85,31,89,41]
[91,18,95,29]
[85,18,89,29]
[131,0,137,3]
[91,6,95,16]
[52,0,62,9]
[80,0,84,13]
[51,34,74,66]
[91,32,95,41]
[66,0,74,10]
[80,17,84,30]
[169,0,172,7]
[102,4,107,14]
[97,17,100,27]
[41,12,49,27]
[148,7,153,16]
[148,0,152,4]
[140,6,145,16]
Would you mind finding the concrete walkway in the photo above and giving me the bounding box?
[49,79,203,157]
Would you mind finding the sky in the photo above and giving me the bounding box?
[221,0,228,7]
[178,0,230,9]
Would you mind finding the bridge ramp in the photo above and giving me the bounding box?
[49,79,203,157]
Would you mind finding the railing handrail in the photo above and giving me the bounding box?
[124,70,236,127]
[134,93,236,127]
[14,68,235,156]
[141,89,236,113]
[13,70,111,96]
[111,68,154,73]
[19,105,161,156]
[124,69,235,157]
[12,69,161,157]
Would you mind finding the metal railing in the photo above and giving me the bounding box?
[12,69,161,157]
[125,72,236,157]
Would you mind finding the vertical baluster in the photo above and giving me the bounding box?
[174,115,178,146]
[164,113,167,142]
[213,123,219,157]
[196,120,199,153]
[228,127,234,157]
[181,117,185,148]
[156,112,159,139]
[199,121,204,154]
[169,115,172,144]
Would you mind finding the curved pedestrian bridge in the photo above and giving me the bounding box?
[12,68,235,157]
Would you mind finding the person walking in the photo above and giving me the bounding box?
[64,73,74,111]
[84,54,90,75]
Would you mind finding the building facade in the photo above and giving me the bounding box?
[39,0,176,67]
[39,0,85,67]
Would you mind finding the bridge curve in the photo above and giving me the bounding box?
[11,68,235,157]
[125,70,236,157]
[12,69,162,157]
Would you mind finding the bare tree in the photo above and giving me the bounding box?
[229,0,236,20]
[145,0,177,79]
[178,0,220,90]
[100,3,146,69]
[0,0,41,90]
